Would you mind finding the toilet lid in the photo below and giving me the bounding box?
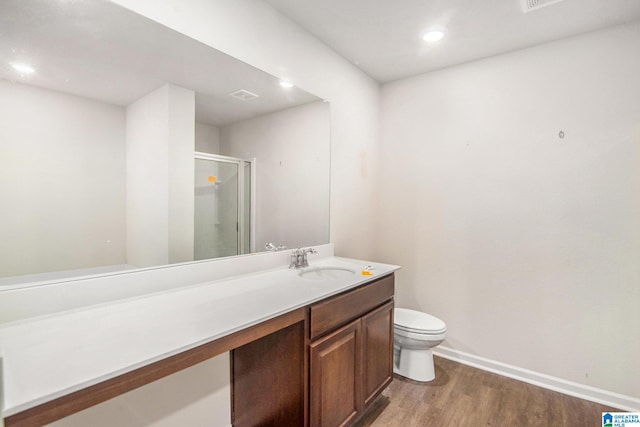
[394,308,446,334]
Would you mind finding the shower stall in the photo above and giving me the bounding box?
[194,152,255,260]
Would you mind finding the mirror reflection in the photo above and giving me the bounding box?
[0,0,330,287]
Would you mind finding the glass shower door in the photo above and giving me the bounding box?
[194,154,253,260]
[242,161,252,254]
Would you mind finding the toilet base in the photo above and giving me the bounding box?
[393,345,435,382]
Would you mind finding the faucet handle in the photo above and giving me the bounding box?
[266,242,287,252]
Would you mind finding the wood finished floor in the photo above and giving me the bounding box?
[354,356,619,427]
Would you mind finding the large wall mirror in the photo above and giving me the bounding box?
[0,0,330,287]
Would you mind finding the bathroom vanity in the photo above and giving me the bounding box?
[0,253,399,427]
[233,273,394,426]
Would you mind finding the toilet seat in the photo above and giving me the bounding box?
[394,308,446,335]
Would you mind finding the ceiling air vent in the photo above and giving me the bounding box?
[228,89,259,101]
[521,0,566,13]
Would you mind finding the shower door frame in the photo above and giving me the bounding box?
[194,151,256,256]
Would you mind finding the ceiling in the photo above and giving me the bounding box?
[265,0,640,83]
[0,0,318,127]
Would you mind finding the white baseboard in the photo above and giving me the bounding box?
[433,346,640,412]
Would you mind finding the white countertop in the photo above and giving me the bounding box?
[0,256,399,418]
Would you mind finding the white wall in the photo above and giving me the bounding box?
[126,84,195,267]
[126,86,170,267]
[377,22,640,399]
[167,85,196,264]
[195,122,220,154]
[47,355,230,427]
[220,101,330,250]
[0,82,126,277]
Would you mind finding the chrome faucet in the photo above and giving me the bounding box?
[289,247,317,269]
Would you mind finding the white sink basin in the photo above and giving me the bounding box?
[298,266,357,280]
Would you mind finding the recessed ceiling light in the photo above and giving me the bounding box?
[279,80,294,88]
[11,62,36,74]
[423,30,445,43]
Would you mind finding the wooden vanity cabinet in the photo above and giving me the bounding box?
[309,274,394,427]
[231,273,394,427]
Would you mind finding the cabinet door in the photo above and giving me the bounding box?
[310,319,361,427]
[362,300,394,407]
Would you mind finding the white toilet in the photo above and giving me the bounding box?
[393,308,447,382]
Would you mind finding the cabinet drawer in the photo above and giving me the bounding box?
[310,274,394,340]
